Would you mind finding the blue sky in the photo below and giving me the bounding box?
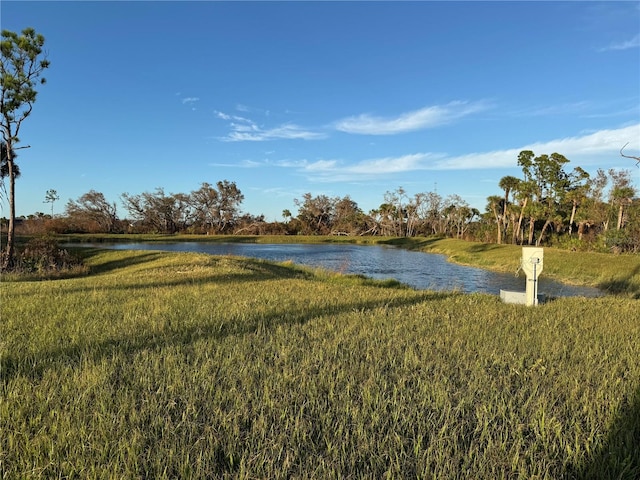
[2,1,639,221]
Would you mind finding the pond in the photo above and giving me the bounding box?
[72,242,603,298]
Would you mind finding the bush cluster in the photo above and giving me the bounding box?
[2,236,85,275]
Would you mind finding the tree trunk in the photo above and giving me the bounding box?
[527,216,536,245]
[515,198,528,245]
[577,221,587,241]
[502,204,509,243]
[536,218,552,247]
[617,204,624,230]
[490,204,502,244]
[569,200,577,236]
[2,156,17,270]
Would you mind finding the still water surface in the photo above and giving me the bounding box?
[79,242,603,297]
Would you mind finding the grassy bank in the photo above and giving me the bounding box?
[55,234,640,297]
[2,249,639,478]
[383,237,640,297]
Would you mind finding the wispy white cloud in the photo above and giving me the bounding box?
[214,110,252,123]
[215,109,325,142]
[252,186,301,199]
[235,103,270,116]
[299,153,443,182]
[508,101,591,118]
[271,159,309,168]
[599,33,640,51]
[207,124,640,177]
[208,159,262,168]
[207,157,312,171]
[417,124,640,170]
[305,159,339,171]
[506,98,640,120]
[223,124,326,142]
[215,101,490,141]
[334,101,490,135]
[291,124,640,182]
[523,123,640,161]
[181,97,200,104]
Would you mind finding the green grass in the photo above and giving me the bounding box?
[1,248,639,478]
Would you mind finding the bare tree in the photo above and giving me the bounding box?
[294,193,335,234]
[66,190,118,232]
[620,143,640,168]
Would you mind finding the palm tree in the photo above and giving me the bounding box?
[564,167,590,236]
[498,176,520,243]
[486,195,503,244]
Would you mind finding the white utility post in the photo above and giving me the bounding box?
[521,247,544,306]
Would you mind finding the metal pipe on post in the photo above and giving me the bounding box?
[522,247,544,306]
[531,257,540,306]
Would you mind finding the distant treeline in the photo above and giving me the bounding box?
[9,151,640,253]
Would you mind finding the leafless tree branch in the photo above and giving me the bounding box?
[620,142,640,168]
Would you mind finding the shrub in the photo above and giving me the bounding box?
[2,236,85,275]
[600,229,639,254]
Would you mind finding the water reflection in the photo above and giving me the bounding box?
[73,242,603,298]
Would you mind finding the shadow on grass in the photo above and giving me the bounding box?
[378,237,444,250]
[597,264,640,299]
[206,235,260,243]
[75,249,167,275]
[466,243,506,253]
[51,254,324,296]
[565,386,640,479]
[1,290,457,383]
[59,249,411,295]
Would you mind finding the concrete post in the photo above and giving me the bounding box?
[521,247,544,306]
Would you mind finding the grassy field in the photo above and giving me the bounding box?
[2,245,639,478]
